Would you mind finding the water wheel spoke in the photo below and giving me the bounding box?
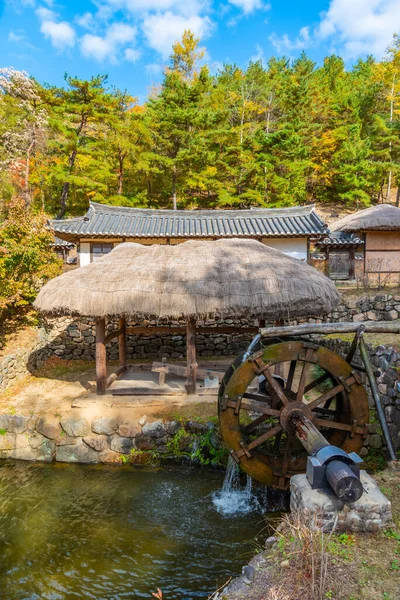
[281,438,292,475]
[243,392,272,403]
[304,372,330,394]
[260,367,290,407]
[247,424,282,452]
[285,360,297,392]
[313,417,365,436]
[296,358,311,402]
[244,414,277,434]
[306,383,344,411]
[239,398,281,418]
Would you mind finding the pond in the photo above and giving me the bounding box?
[0,461,267,600]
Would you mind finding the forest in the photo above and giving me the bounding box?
[1,31,400,219]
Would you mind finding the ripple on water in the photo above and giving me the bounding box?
[0,461,264,600]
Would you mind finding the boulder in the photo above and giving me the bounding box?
[12,437,54,462]
[60,416,90,437]
[117,421,141,438]
[0,432,16,451]
[56,439,99,464]
[91,416,118,435]
[142,420,167,438]
[110,435,135,454]
[0,414,29,434]
[83,435,108,452]
[98,448,122,464]
[36,416,61,440]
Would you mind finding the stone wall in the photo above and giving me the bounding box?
[0,413,220,465]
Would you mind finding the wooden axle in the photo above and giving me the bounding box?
[289,411,363,504]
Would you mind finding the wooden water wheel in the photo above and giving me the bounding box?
[218,339,369,490]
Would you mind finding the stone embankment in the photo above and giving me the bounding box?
[0,413,219,465]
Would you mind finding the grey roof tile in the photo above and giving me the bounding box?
[51,202,328,240]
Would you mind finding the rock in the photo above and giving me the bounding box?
[388,310,399,321]
[265,535,279,547]
[91,416,118,435]
[241,565,255,585]
[0,414,29,434]
[359,447,369,457]
[56,439,99,464]
[83,435,108,452]
[117,421,141,438]
[280,560,290,568]
[0,432,16,451]
[60,416,90,437]
[98,448,122,464]
[353,314,365,322]
[36,416,61,440]
[109,435,135,454]
[55,436,78,446]
[368,433,383,449]
[187,420,208,434]
[142,420,166,438]
[166,421,181,435]
[29,433,48,449]
[135,435,155,450]
[367,311,378,321]
[12,438,54,462]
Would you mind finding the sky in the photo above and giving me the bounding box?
[1,0,400,101]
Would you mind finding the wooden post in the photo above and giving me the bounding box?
[119,317,127,370]
[96,317,107,395]
[186,317,197,395]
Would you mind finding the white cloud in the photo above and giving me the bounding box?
[228,0,266,14]
[124,47,141,62]
[36,5,76,50]
[250,44,265,63]
[8,31,24,42]
[81,23,137,62]
[40,20,76,49]
[269,26,310,53]
[76,12,95,30]
[317,0,400,58]
[35,6,55,21]
[103,0,206,16]
[142,11,213,57]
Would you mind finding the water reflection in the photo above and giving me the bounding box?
[0,461,263,599]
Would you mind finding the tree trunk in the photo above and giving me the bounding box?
[57,114,87,218]
[117,151,125,195]
[172,165,177,210]
[386,78,395,202]
[24,139,35,209]
[396,186,400,207]
[96,317,107,395]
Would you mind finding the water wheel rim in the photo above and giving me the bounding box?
[218,341,369,489]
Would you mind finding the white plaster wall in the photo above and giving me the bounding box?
[79,242,91,267]
[261,238,308,261]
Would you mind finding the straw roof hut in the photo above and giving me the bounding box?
[34,239,340,394]
[332,204,400,232]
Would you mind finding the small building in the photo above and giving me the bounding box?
[330,204,400,284]
[51,202,328,267]
[51,237,76,264]
[312,232,364,281]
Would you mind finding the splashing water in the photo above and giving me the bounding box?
[212,457,261,516]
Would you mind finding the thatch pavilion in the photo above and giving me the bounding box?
[34,239,340,396]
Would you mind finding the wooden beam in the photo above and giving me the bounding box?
[112,387,186,396]
[96,317,107,395]
[119,317,127,369]
[152,361,225,381]
[106,365,126,389]
[260,321,400,338]
[126,326,258,336]
[186,317,197,394]
[105,329,121,344]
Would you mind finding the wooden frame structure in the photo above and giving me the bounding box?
[94,317,259,395]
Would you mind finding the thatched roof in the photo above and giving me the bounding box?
[34,239,340,320]
[332,204,400,232]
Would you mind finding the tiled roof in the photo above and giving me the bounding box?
[315,232,364,247]
[51,202,328,240]
[51,236,75,248]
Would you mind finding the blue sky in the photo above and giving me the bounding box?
[1,0,400,101]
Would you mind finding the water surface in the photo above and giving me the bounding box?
[0,461,264,599]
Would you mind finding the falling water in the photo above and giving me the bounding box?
[212,456,261,516]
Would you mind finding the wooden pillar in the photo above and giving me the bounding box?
[96,317,107,395]
[119,317,127,370]
[186,317,197,395]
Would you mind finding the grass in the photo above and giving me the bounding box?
[154,401,218,423]
[257,468,400,600]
